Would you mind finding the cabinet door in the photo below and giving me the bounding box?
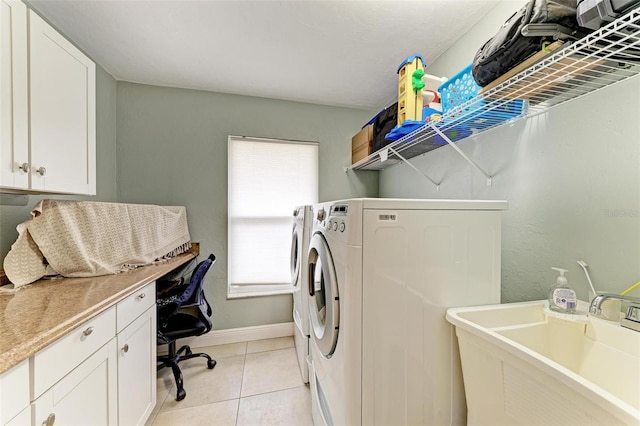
[0,359,29,426]
[33,339,118,426]
[28,10,96,195]
[33,306,116,399]
[0,0,29,189]
[117,306,157,426]
[3,405,30,426]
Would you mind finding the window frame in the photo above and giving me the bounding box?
[226,135,318,299]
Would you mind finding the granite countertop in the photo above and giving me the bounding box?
[0,250,197,375]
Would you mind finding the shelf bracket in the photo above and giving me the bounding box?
[387,147,440,191]
[429,123,493,186]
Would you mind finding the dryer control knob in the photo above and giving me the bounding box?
[333,222,338,231]
[339,222,345,232]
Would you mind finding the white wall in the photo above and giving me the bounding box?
[379,1,640,302]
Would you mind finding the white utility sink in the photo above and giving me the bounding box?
[446,300,640,425]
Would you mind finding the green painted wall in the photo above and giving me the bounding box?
[0,65,118,260]
[116,82,378,329]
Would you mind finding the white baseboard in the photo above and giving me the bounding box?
[175,322,294,349]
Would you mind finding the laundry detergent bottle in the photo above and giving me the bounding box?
[548,267,577,313]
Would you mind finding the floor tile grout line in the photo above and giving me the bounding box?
[157,395,243,413]
[240,383,310,399]
[149,379,172,425]
[245,345,295,355]
[235,346,248,426]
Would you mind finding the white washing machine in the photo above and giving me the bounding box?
[308,200,362,426]
[291,205,312,383]
[307,198,507,426]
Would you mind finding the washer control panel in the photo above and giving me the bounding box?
[326,219,346,232]
[325,203,348,234]
[313,202,352,241]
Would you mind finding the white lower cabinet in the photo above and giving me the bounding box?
[3,406,30,426]
[117,303,157,425]
[0,359,30,426]
[1,281,158,426]
[32,307,117,399]
[33,339,118,426]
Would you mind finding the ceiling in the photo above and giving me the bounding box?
[29,0,501,110]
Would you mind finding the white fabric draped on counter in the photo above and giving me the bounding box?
[3,200,191,288]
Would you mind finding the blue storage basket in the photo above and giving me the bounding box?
[439,65,481,113]
[438,64,526,132]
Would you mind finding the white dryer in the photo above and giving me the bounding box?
[291,205,312,383]
[307,198,507,426]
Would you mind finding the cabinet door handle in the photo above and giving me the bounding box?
[137,293,146,299]
[82,326,94,337]
[42,413,55,426]
[36,166,47,176]
[19,163,30,173]
[122,343,129,353]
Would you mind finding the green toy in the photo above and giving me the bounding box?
[412,68,425,92]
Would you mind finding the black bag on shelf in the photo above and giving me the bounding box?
[372,102,398,152]
[577,0,640,30]
[472,0,584,87]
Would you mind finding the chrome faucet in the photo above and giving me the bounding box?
[589,293,640,332]
[589,293,640,315]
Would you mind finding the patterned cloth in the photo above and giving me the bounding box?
[3,200,191,288]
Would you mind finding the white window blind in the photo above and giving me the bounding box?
[228,136,318,297]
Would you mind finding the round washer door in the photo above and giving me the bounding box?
[290,225,301,286]
[307,232,339,358]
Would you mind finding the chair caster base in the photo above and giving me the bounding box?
[207,359,217,369]
[176,388,186,401]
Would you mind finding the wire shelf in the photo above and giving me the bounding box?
[350,7,640,171]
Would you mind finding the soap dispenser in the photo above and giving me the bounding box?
[548,267,577,313]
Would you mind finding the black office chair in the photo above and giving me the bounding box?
[157,254,217,401]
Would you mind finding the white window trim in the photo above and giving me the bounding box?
[227,135,318,299]
[227,283,295,299]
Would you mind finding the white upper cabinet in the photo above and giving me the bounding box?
[0,0,29,189]
[0,2,96,195]
[28,10,96,195]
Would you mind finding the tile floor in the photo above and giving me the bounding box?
[147,336,313,426]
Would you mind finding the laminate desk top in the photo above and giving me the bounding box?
[0,250,197,374]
